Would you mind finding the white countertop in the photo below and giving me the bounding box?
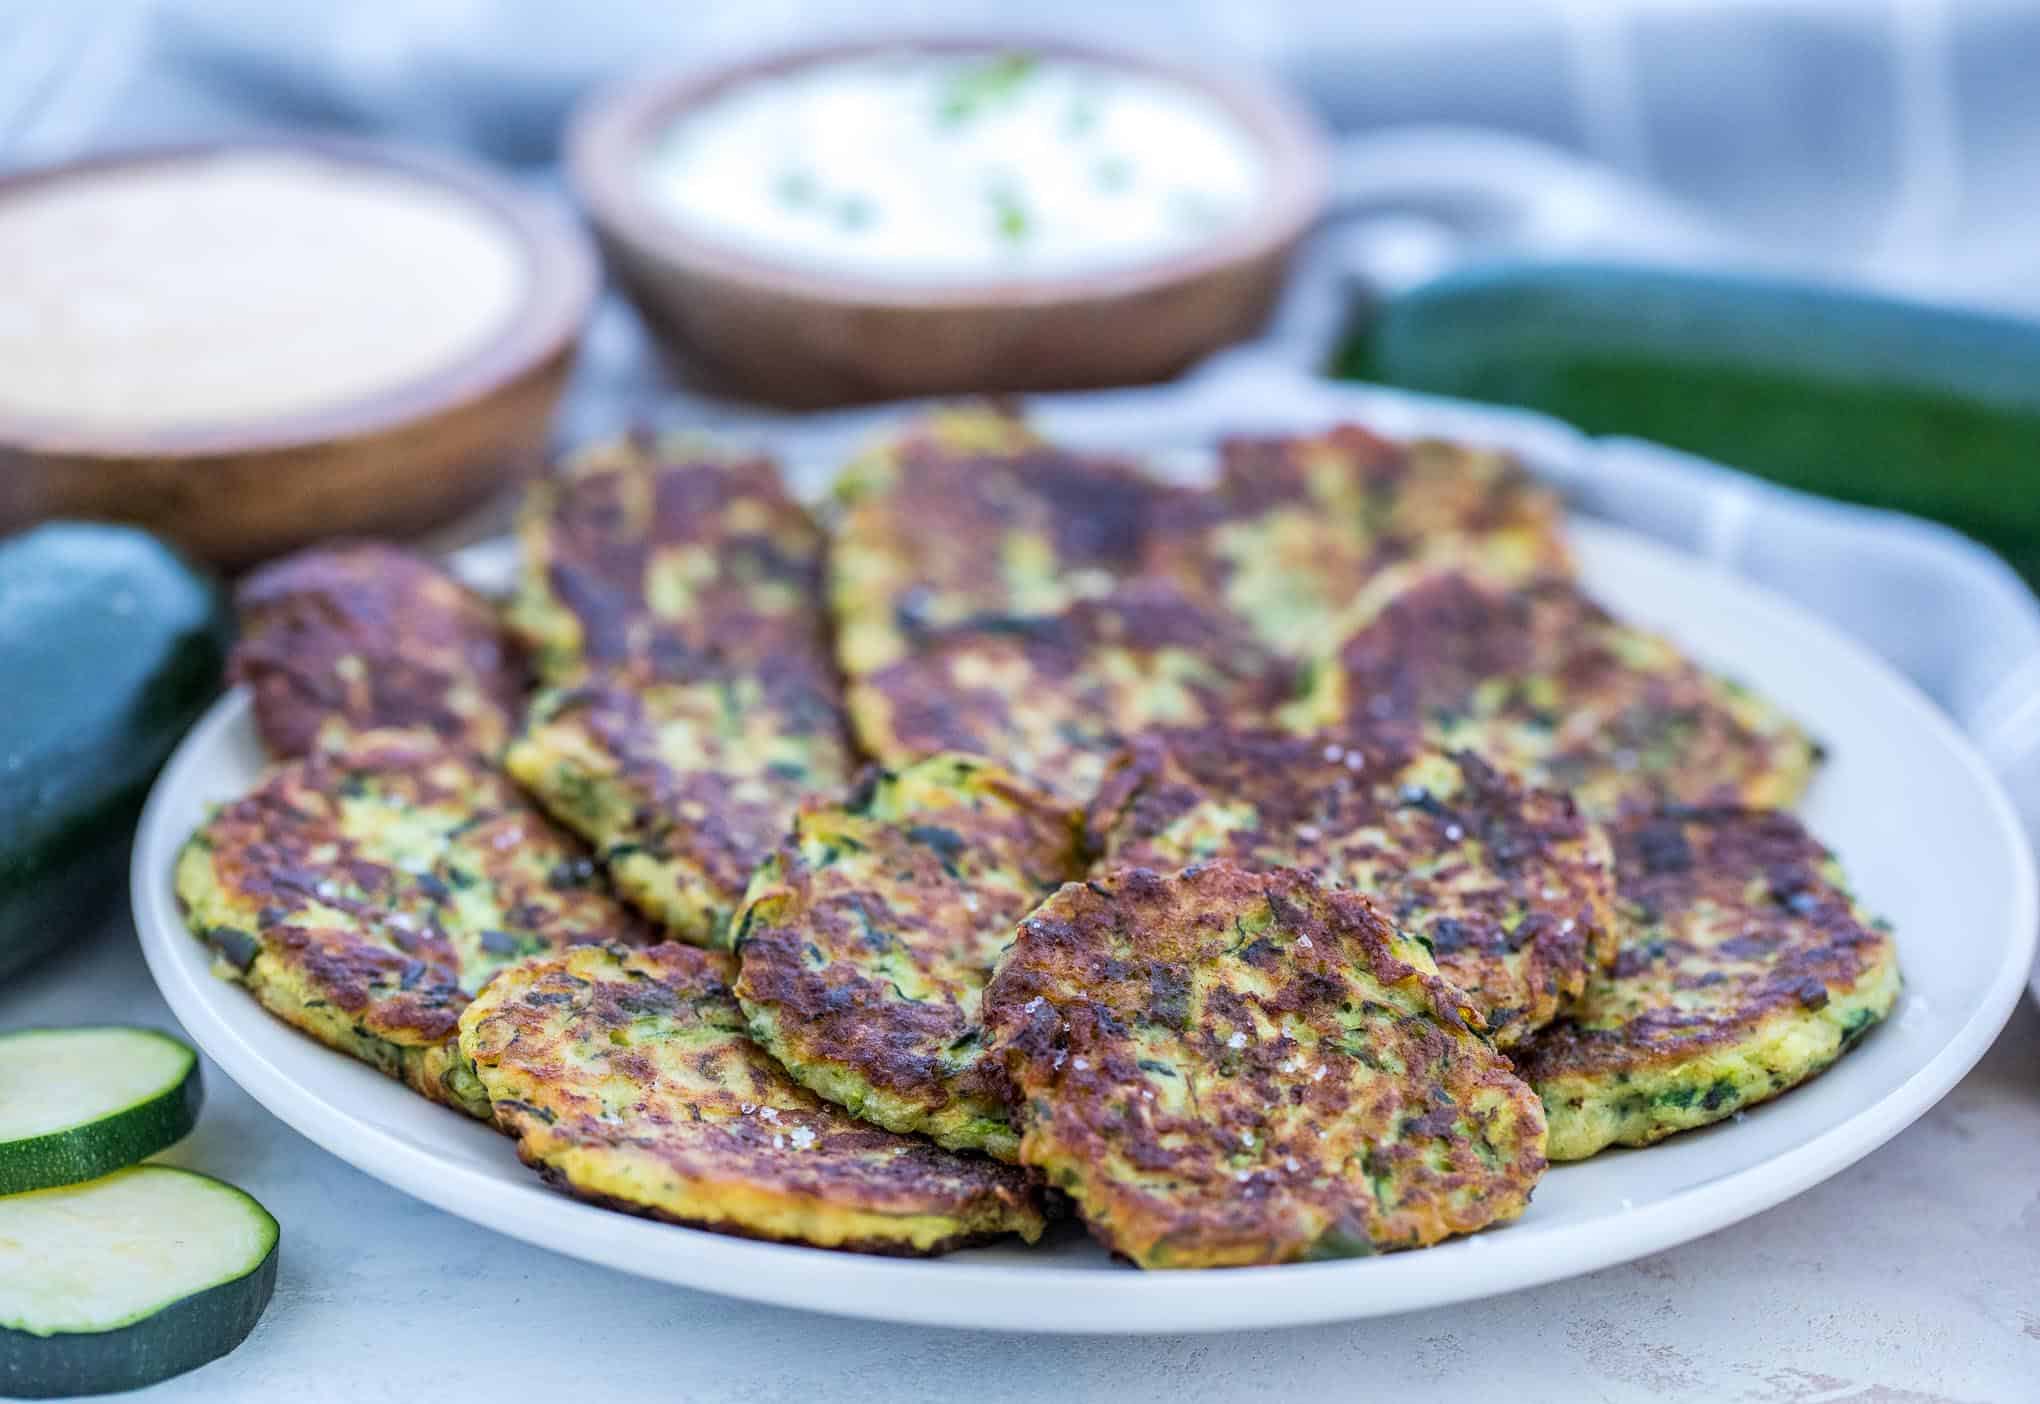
[6,909,2035,1404]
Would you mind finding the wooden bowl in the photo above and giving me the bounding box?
[568,37,1330,407]
[0,138,599,569]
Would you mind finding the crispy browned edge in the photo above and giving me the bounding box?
[232,540,526,758]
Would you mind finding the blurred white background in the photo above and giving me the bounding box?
[5,0,2037,312]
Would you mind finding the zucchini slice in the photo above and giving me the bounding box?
[0,1028,203,1196]
[0,1166,278,1398]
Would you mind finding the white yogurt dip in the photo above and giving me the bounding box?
[637,50,1268,284]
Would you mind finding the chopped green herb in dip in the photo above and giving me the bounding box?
[638,49,1266,282]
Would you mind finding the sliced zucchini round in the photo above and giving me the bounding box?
[0,1028,203,1196]
[0,1166,278,1398]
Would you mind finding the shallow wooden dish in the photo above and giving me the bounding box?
[568,36,1330,407]
[0,138,598,569]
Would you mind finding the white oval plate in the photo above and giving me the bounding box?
[132,520,2036,1334]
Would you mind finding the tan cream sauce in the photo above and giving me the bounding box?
[0,152,526,431]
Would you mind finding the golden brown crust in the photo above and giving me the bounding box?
[503,435,855,940]
[1088,726,1618,1044]
[508,433,835,687]
[829,405,1170,678]
[848,581,1294,805]
[1308,568,1821,817]
[527,1170,1036,1258]
[175,732,652,1089]
[509,663,852,941]
[458,942,1047,1254]
[1140,426,1574,656]
[1514,807,1899,1086]
[733,755,1085,1157]
[983,864,1546,1268]
[231,542,526,759]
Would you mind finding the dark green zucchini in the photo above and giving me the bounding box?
[0,1028,203,1196]
[0,523,230,981]
[0,1166,277,1398]
[1336,259,2040,585]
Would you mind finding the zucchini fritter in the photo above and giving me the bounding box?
[503,436,855,941]
[174,732,653,1116]
[231,542,526,759]
[507,661,852,945]
[506,433,834,686]
[829,405,1167,679]
[1298,565,1820,817]
[734,755,1085,1160]
[847,581,1293,805]
[982,864,1547,1268]
[1089,726,1618,1046]
[457,942,1047,1255]
[1143,426,1573,657]
[1514,807,1900,1160]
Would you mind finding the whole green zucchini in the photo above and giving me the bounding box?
[1336,260,2040,585]
[0,523,230,981]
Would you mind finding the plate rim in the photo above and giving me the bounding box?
[131,518,2039,1334]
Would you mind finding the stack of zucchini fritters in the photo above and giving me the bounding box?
[177,407,1900,1268]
